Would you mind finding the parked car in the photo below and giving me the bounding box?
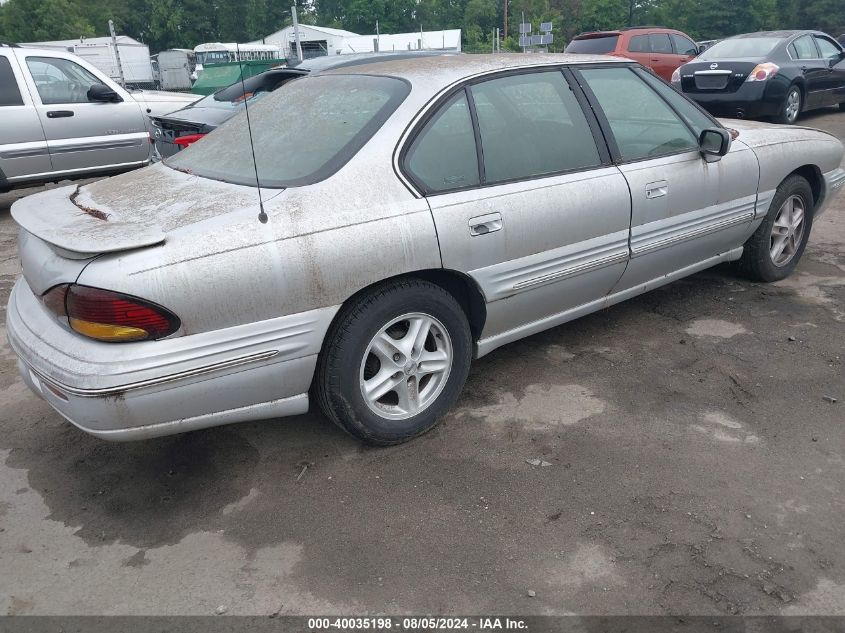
[672,30,845,124]
[151,51,456,157]
[697,39,720,53]
[565,26,700,81]
[6,54,845,445]
[0,43,199,192]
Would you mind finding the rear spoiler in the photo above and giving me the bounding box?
[10,185,165,256]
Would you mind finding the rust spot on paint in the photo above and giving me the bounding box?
[70,187,110,221]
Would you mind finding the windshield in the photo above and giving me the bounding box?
[166,74,409,188]
[700,37,782,59]
[565,35,619,54]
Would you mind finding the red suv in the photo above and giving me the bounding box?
[565,26,700,82]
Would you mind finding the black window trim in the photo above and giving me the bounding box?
[572,63,721,166]
[398,64,615,197]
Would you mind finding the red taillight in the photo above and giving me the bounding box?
[173,133,206,148]
[41,284,180,342]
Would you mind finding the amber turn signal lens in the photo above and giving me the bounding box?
[68,318,151,342]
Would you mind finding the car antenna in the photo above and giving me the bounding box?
[236,43,268,224]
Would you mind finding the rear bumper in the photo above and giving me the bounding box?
[6,279,338,441]
[676,81,784,119]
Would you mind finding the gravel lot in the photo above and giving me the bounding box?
[1,110,843,617]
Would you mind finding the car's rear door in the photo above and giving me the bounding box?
[790,35,828,109]
[20,54,150,174]
[625,34,654,69]
[0,49,52,185]
[403,68,632,346]
[573,65,759,294]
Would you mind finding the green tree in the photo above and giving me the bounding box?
[1,0,95,41]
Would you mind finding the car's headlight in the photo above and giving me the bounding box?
[745,63,780,82]
[671,67,681,83]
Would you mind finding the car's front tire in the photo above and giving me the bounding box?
[315,279,472,445]
[775,85,802,125]
[737,175,813,282]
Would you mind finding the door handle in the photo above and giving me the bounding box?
[646,180,669,199]
[468,212,503,236]
[46,110,74,118]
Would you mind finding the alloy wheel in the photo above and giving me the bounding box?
[770,194,806,266]
[359,312,453,420]
[785,89,800,123]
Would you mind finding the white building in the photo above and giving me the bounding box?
[255,25,359,59]
[255,25,461,59]
[341,29,462,54]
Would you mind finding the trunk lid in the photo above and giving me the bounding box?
[679,58,763,94]
[12,162,281,294]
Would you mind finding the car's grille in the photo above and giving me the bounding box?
[694,73,730,90]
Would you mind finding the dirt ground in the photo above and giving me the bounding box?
[1,110,844,617]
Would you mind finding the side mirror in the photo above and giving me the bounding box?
[699,127,731,162]
[87,83,122,103]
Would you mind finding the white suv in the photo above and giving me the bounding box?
[0,43,198,192]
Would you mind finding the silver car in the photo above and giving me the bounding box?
[6,54,845,444]
[0,44,198,192]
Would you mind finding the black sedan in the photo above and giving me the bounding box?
[671,30,845,124]
[151,52,455,157]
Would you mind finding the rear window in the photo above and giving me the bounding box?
[0,57,24,106]
[700,37,782,59]
[565,35,619,54]
[166,74,408,188]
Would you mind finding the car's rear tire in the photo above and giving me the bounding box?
[775,85,802,125]
[315,279,472,445]
[737,175,813,282]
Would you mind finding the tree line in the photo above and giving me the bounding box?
[1,0,842,55]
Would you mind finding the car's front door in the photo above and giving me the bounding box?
[403,69,632,345]
[21,54,150,174]
[813,35,845,106]
[574,66,759,294]
[0,50,52,185]
[648,33,676,81]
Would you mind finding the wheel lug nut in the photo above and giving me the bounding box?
[393,353,400,362]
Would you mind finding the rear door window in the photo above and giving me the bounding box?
[628,35,650,53]
[671,34,698,56]
[579,66,698,161]
[0,56,24,106]
[649,34,673,54]
[565,36,619,54]
[406,91,480,193]
[470,71,601,183]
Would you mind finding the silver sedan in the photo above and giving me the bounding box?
[6,54,845,444]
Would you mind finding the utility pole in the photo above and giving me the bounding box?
[503,0,508,45]
[291,5,303,62]
[108,19,126,87]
